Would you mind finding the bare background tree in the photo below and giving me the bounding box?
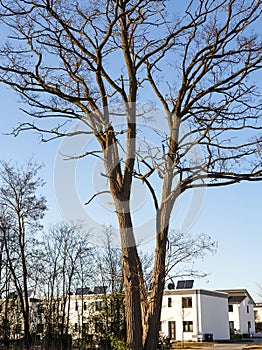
[0,161,47,349]
[38,222,93,349]
[0,1,261,349]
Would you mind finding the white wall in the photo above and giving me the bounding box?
[199,292,230,340]
[160,290,230,341]
[160,291,197,341]
[229,298,255,334]
[239,299,255,334]
[228,304,241,332]
[254,304,262,323]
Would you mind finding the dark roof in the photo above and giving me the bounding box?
[94,286,107,294]
[218,289,255,304]
[228,296,246,304]
[75,287,91,295]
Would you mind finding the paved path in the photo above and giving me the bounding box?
[206,341,262,350]
[213,344,248,350]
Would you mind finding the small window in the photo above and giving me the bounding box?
[84,302,87,311]
[95,300,105,310]
[182,297,192,308]
[74,323,78,332]
[248,321,251,330]
[15,324,21,334]
[228,304,233,312]
[82,323,88,333]
[168,297,172,307]
[95,322,103,333]
[75,301,78,311]
[183,321,193,332]
[229,321,234,333]
[37,304,44,314]
[247,305,249,313]
[169,321,176,339]
[36,323,43,334]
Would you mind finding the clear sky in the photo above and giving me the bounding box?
[1,83,262,301]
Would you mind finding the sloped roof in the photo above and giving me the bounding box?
[218,289,255,304]
[228,295,246,303]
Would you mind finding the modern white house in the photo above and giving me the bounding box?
[254,302,262,333]
[160,288,230,342]
[218,289,255,336]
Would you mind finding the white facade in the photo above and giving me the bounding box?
[254,303,262,323]
[254,303,262,334]
[220,289,256,335]
[160,289,230,341]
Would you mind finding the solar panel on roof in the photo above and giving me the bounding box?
[176,280,194,289]
[184,280,194,289]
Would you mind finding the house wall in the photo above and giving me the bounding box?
[228,298,255,334]
[160,291,197,341]
[160,290,230,342]
[239,299,255,334]
[199,292,230,340]
[64,295,99,336]
[228,303,241,332]
[254,303,262,333]
[254,304,262,323]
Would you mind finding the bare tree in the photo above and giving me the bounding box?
[166,231,217,281]
[39,222,93,345]
[0,1,262,349]
[0,160,47,349]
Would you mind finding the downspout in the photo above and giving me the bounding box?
[196,290,201,341]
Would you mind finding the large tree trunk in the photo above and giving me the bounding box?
[143,233,170,348]
[143,175,174,349]
[117,205,144,350]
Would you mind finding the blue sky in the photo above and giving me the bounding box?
[1,83,262,301]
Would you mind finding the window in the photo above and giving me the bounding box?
[82,323,88,334]
[168,297,172,307]
[37,304,44,314]
[183,321,193,332]
[182,297,192,308]
[74,323,78,332]
[15,324,21,334]
[248,321,251,330]
[36,323,43,334]
[95,322,103,333]
[168,321,176,339]
[229,321,234,334]
[75,301,78,311]
[84,302,87,311]
[228,304,233,312]
[95,300,105,310]
[247,306,249,313]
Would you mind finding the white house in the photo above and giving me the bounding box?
[254,302,262,333]
[219,289,256,336]
[160,289,230,342]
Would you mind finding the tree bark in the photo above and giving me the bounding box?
[116,204,144,350]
